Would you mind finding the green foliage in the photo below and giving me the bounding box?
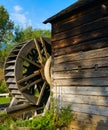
[0,116,16,130]
[0,80,8,93]
[0,105,73,130]
[14,26,24,43]
[0,6,14,67]
[0,49,11,67]
[0,110,7,119]
[14,118,31,129]
[0,40,16,68]
[0,112,17,130]
[0,5,14,44]
[31,110,55,130]
[14,105,73,129]
[56,105,73,128]
[15,110,56,130]
[0,111,11,129]
[0,118,11,130]
[14,25,51,43]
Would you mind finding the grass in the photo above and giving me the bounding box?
[0,97,10,104]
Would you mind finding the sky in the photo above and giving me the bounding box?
[0,0,77,30]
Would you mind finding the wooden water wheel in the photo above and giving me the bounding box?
[4,37,51,113]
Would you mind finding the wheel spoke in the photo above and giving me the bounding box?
[40,37,49,59]
[23,65,28,69]
[29,79,42,87]
[20,55,40,68]
[17,70,40,84]
[34,38,43,64]
[27,53,33,60]
[36,81,47,105]
[44,37,51,45]
[20,79,42,92]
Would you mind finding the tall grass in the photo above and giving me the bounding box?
[0,97,10,104]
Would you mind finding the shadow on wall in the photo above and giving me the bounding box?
[96,119,108,130]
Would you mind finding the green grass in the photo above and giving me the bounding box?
[0,97,10,104]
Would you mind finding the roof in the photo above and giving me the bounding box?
[43,0,104,24]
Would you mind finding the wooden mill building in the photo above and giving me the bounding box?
[44,0,108,129]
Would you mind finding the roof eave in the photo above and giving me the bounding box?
[43,0,103,24]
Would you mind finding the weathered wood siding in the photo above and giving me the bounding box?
[51,0,108,128]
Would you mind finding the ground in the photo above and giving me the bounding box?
[0,68,3,80]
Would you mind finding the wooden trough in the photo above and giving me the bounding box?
[44,0,108,129]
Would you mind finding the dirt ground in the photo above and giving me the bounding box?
[0,68,3,80]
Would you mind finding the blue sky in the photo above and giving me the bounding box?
[0,0,77,30]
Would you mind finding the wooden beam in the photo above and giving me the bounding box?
[53,57,108,71]
[53,26,108,49]
[53,78,108,86]
[36,81,47,105]
[52,86,108,96]
[53,69,108,79]
[34,38,43,64]
[6,104,43,115]
[52,17,108,42]
[0,93,9,98]
[19,79,42,92]
[20,55,40,68]
[53,37,108,56]
[53,94,108,106]
[17,70,40,84]
[40,37,49,59]
[61,102,108,117]
[54,47,108,64]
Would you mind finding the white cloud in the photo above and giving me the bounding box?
[11,5,32,28]
[11,13,27,24]
[14,5,23,12]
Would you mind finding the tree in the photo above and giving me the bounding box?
[14,25,24,43]
[14,25,51,43]
[0,6,14,44]
[0,6,14,69]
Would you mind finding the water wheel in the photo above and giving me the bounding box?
[4,37,51,113]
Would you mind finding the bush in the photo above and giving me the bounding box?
[32,110,55,130]
[55,105,73,128]
[15,110,56,130]
[0,105,74,130]
[0,80,8,93]
[0,117,15,130]
[15,105,73,130]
